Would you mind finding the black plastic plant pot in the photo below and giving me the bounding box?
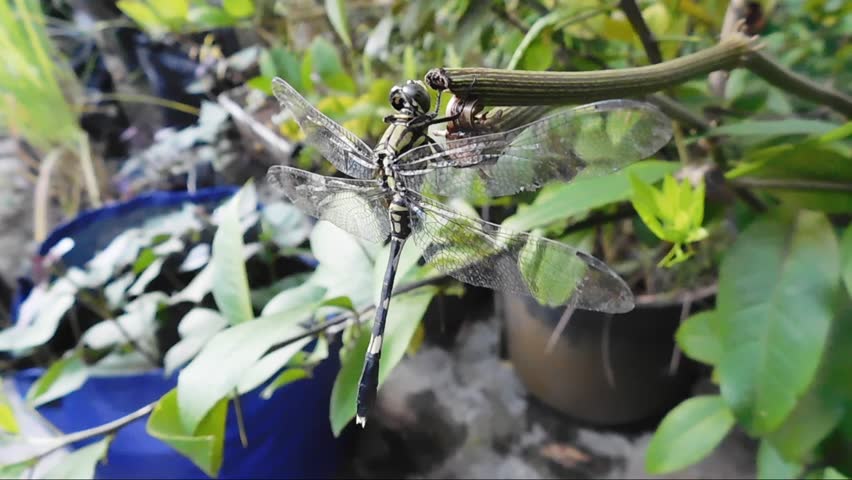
[499,291,702,427]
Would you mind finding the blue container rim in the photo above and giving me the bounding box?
[38,185,239,256]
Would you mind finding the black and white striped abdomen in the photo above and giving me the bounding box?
[387,194,411,239]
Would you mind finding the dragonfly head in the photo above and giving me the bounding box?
[389,80,431,116]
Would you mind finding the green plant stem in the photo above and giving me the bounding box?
[427,33,852,117]
[78,134,102,208]
[33,149,60,243]
[267,274,451,353]
[425,33,757,105]
[731,177,852,193]
[646,93,710,132]
[86,93,201,116]
[20,402,154,462]
[745,49,852,117]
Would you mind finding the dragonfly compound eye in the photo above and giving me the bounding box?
[402,80,431,114]
[390,80,431,115]
[389,85,406,112]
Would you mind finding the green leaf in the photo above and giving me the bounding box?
[211,187,254,325]
[223,0,254,18]
[707,119,842,138]
[128,257,164,296]
[236,337,313,395]
[149,0,189,26]
[246,75,273,95]
[187,5,234,28]
[0,392,19,434]
[43,436,112,479]
[26,352,88,407]
[261,47,302,91]
[819,468,850,479]
[726,141,852,213]
[0,459,36,479]
[261,368,310,399]
[818,121,852,143]
[177,300,319,433]
[766,389,844,462]
[307,37,355,94]
[147,389,227,478]
[717,210,839,434]
[0,287,75,351]
[676,310,722,365]
[260,280,326,316]
[325,0,352,48]
[311,221,377,308]
[517,33,554,71]
[329,285,437,435]
[757,440,803,480]
[645,395,736,474]
[630,173,667,239]
[506,11,560,70]
[164,309,228,377]
[842,225,852,297]
[320,296,356,312]
[260,201,311,248]
[364,16,393,60]
[117,1,165,34]
[502,160,679,232]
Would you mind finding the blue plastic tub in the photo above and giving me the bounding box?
[11,187,344,478]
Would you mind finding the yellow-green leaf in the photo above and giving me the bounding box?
[147,389,228,478]
[223,0,254,18]
[645,395,735,474]
[676,310,722,365]
[0,396,19,434]
[26,353,88,407]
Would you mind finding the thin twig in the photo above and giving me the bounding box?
[545,297,577,354]
[232,389,248,448]
[601,313,615,388]
[709,0,749,97]
[267,275,451,353]
[731,177,852,193]
[619,0,662,64]
[668,296,692,376]
[21,402,154,462]
[745,48,852,117]
[634,283,717,308]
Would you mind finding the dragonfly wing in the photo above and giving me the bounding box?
[272,77,378,179]
[407,192,634,313]
[267,166,391,244]
[397,99,673,199]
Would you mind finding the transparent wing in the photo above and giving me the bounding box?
[406,192,634,313]
[397,99,673,200]
[272,77,378,179]
[267,166,391,244]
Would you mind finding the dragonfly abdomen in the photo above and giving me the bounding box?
[388,195,411,239]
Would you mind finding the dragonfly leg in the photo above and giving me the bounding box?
[356,236,407,427]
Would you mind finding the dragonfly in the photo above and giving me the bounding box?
[266,76,673,427]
